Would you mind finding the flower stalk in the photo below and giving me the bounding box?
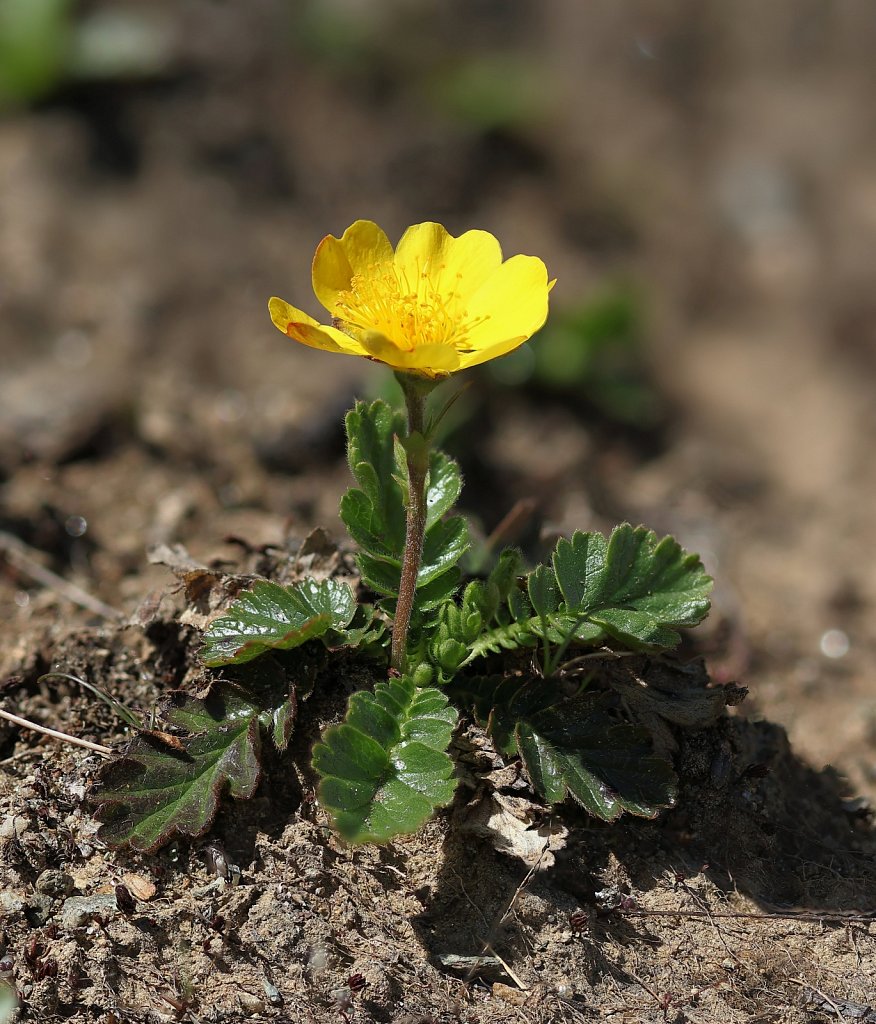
[390,373,432,671]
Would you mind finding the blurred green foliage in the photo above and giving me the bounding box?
[0,0,172,108]
[289,3,548,132]
[490,286,662,428]
[0,982,15,1024]
[425,57,546,130]
[291,1,380,73]
[0,0,72,106]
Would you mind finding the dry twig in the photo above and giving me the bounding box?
[0,706,113,757]
[0,530,123,620]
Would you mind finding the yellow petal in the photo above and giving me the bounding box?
[311,220,393,316]
[268,297,366,356]
[459,255,551,353]
[393,223,503,305]
[441,229,504,303]
[359,330,460,376]
[393,222,451,290]
[457,335,529,371]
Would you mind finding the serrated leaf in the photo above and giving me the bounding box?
[323,603,387,653]
[488,548,524,600]
[341,400,468,612]
[551,525,712,650]
[228,657,298,751]
[530,612,602,645]
[95,692,262,853]
[313,675,458,843]
[346,400,407,550]
[453,677,676,822]
[340,489,395,559]
[507,580,532,623]
[515,722,566,803]
[357,515,468,598]
[467,619,537,661]
[515,697,676,819]
[380,570,462,624]
[421,515,469,584]
[94,661,297,851]
[201,578,356,667]
[552,531,608,611]
[406,568,462,611]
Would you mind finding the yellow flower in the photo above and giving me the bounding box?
[269,220,553,378]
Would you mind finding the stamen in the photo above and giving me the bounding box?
[333,266,490,353]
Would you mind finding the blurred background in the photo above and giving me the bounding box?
[1,1,874,794]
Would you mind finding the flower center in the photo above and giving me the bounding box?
[333,265,487,351]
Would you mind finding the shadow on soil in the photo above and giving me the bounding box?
[412,688,876,980]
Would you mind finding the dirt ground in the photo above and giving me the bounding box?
[1,2,875,1021]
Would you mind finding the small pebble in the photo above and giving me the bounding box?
[35,870,74,899]
[237,990,265,1014]
[0,816,30,842]
[60,894,118,930]
[0,893,25,916]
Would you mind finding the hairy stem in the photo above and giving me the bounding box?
[391,377,430,672]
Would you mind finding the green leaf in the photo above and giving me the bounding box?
[426,449,462,528]
[450,527,712,671]
[94,660,296,851]
[453,677,676,821]
[313,675,458,843]
[406,568,462,611]
[467,619,536,661]
[341,399,468,611]
[528,563,561,618]
[345,400,407,552]
[516,697,676,819]
[421,516,469,585]
[552,525,712,649]
[515,722,566,803]
[201,578,356,667]
[323,602,387,653]
[552,531,607,611]
[340,488,396,559]
[96,718,260,853]
[488,548,524,601]
[237,657,298,751]
[355,516,468,589]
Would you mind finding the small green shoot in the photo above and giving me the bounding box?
[39,672,144,730]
